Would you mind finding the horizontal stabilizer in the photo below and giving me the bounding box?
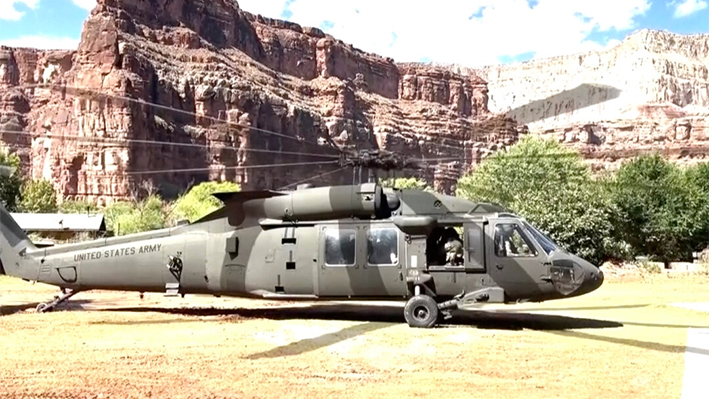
[212,190,286,204]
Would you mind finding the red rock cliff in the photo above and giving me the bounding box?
[0,0,514,204]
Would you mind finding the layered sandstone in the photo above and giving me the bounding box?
[451,29,709,170]
[4,4,709,204]
[0,0,515,204]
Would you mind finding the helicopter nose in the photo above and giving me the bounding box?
[581,262,604,294]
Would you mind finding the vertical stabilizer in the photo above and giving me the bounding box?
[0,204,39,280]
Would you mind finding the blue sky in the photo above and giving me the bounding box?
[1,0,707,66]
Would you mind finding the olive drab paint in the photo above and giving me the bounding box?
[0,183,604,328]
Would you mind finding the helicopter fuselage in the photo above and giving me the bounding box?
[1,183,604,327]
[25,213,603,305]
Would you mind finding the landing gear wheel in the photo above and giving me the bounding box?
[404,295,439,328]
[36,303,51,313]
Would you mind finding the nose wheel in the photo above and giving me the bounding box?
[403,295,439,328]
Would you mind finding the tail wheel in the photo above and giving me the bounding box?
[403,295,439,328]
[36,303,51,313]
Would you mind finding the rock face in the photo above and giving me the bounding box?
[460,29,709,171]
[3,5,709,205]
[0,0,516,204]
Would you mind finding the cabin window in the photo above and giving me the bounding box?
[494,223,538,257]
[366,228,398,266]
[324,228,356,266]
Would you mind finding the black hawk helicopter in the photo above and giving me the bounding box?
[0,83,617,328]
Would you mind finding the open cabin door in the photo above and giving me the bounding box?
[464,220,486,272]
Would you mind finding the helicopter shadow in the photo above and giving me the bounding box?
[103,303,624,330]
[0,299,94,316]
[102,303,624,360]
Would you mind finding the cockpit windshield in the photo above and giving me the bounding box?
[522,221,560,255]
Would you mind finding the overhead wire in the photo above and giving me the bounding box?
[123,160,339,176]
[6,83,701,190]
[0,129,342,159]
[16,83,328,147]
[277,167,348,190]
[0,126,697,180]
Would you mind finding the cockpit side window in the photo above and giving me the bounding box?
[494,223,538,258]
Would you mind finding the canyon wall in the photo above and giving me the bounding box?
[455,29,709,171]
[2,1,709,205]
[0,0,516,204]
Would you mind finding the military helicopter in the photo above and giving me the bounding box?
[0,180,603,328]
[0,81,617,327]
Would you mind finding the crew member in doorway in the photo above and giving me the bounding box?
[443,228,464,266]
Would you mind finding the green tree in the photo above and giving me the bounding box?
[379,177,434,192]
[0,148,23,211]
[59,200,100,214]
[105,194,170,236]
[610,154,709,265]
[456,136,618,265]
[171,181,241,223]
[19,179,58,213]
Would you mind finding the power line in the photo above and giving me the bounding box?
[16,83,335,148]
[123,160,339,176]
[0,129,341,159]
[278,167,348,190]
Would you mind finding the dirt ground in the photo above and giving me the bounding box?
[1,272,708,399]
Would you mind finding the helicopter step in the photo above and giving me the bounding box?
[164,254,184,297]
[164,282,181,297]
[36,288,81,313]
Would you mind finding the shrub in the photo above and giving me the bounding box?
[610,154,709,266]
[0,148,23,212]
[456,136,617,265]
[105,194,170,236]
[19,179,57,213]
[170,181,241,223]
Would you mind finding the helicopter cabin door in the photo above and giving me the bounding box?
[464,221,486,272]
[317,223,406,298]
[486,217,547,298]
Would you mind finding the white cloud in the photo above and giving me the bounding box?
[0,35,79,50]
[0,0,40,21]
[672,0,708,17]
[234,0,651,67]
[71,0,97,11]
[237,0,289,20]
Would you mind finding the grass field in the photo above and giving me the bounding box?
[1,272,708,399]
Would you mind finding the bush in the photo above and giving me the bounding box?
[105,194,170,236]
[19,179,58,213]
[170,181,241,223]
[456,136,617,265]
[0,149,23,212]
[59,200,100,214]
[610,154,709,266]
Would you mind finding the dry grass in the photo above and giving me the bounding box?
[1,273,708,399]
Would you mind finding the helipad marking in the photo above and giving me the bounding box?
[681,328,709,399]
[671,302,709,313]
